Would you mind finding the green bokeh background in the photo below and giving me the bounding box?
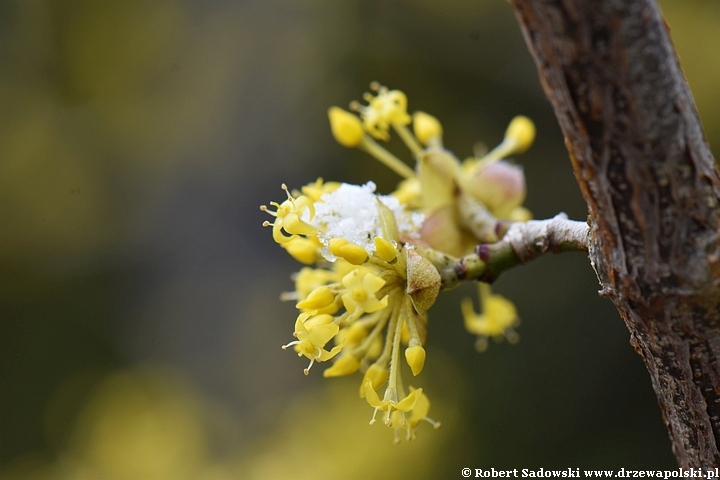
[1,1,718,477]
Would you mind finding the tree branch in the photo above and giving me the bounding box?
[434,215,589,289]
[511,0,720,467]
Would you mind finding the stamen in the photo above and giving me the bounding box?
[369,407,379,425]
[281,340,300,350]
[426,418,442,429]
[304,357,315,375]
[281,183,296,206]
[475,336,489,352]
[280,292,298,301]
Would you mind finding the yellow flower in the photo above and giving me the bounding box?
[353,83,411,141]
[461,283,520,351]
[405,388,441,440]
[261,82,543,442]
[363,379,423,427]
[261,184,317,244]
[340,270,389,314]
[301,178,340,202]
[283,313,343,375]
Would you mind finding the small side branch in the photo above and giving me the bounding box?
[437,215,589,289]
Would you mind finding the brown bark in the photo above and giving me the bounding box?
[510,0,720,468]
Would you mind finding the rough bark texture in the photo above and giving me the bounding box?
[511,0,720,468]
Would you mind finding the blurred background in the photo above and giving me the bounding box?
[1,0,718,477]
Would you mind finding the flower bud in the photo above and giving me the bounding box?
[329,238,368,265]
[328,107,364,147]
[344,322,369,345]
[462,160,526,219]
[413,111,443,146]
[323,353,360,377]
[282,237,320,265]
[374,237,397,262]
[405,345,426,376]
[504,115,535,154]
[296,286,335,310]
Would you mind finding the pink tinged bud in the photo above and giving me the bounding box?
[462,160,526,219]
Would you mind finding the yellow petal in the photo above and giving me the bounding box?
[302,314,334,331]
[362,272,386,294]
[395,388,422,412]
[319,343,344,362]
[307,323,340,348]
[282,213,318,236]
[341,291,358,313]
[407,389,431,426]
[360,363,389,397]
[363,379,385,408]
[362,295,389,314]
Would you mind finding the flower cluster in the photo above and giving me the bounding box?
[262,83,536,442]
